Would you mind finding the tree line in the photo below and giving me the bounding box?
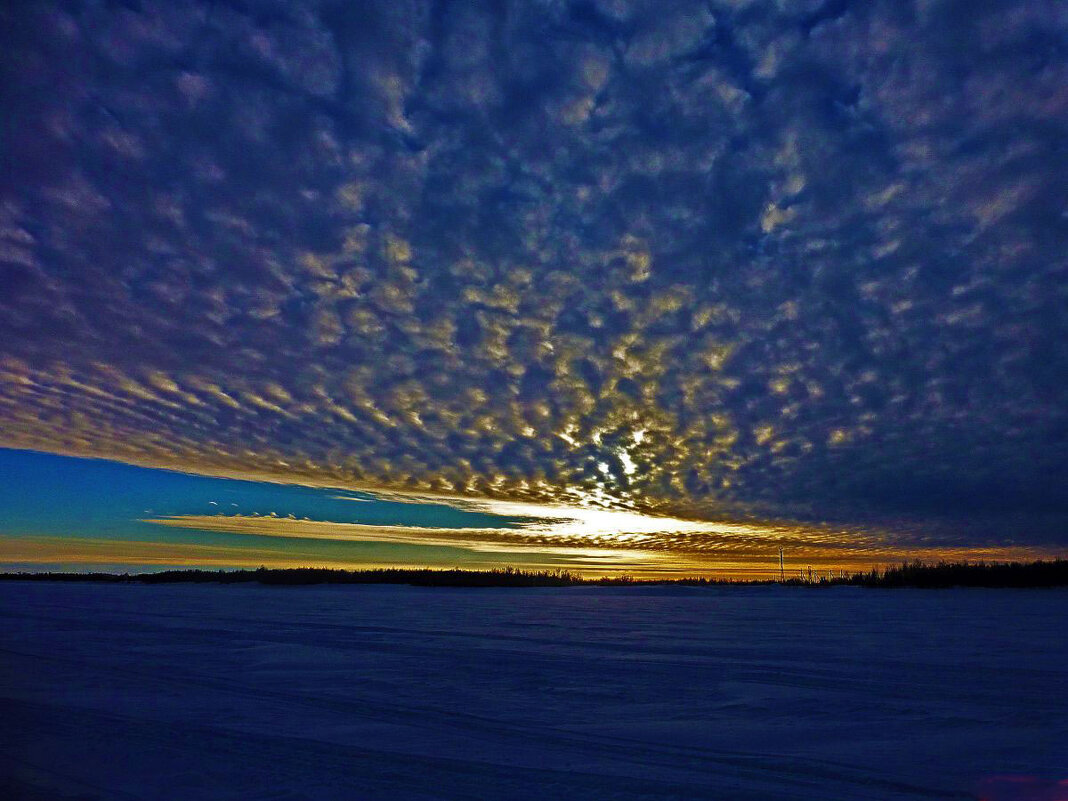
[2,560,1066,588]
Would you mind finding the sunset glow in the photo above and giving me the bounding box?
[1,0,1065,575]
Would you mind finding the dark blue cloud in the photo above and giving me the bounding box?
[1,0,1066,545]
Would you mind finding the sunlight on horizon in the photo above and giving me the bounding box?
[0,448,1061,579]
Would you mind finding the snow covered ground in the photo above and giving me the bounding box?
[1,582,1065,800]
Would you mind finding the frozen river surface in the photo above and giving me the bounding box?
[1,582,1065,800]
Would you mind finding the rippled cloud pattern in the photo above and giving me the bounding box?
[1,0,1066,545]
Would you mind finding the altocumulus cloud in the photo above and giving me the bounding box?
[1,0,1067,546]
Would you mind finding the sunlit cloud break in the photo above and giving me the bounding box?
[145,492,1055,576]
[147,502,783,554]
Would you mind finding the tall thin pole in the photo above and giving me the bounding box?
[779,548,785,583]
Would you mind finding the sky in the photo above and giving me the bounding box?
[0,0,1066,576]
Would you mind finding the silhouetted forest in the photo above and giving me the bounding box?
[2,560,1067,588]
[844,559,1068,589]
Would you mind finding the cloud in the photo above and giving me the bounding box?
[144,495,1063,576]
[0,0,1066,549]
[0,535,320,568]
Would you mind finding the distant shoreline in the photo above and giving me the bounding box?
[2,560,1067,589]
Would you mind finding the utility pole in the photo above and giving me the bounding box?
[779,547,785,583]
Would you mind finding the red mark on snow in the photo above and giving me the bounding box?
[978,775,1068,801]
